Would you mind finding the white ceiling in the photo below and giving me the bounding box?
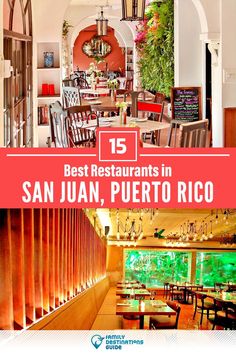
[90,208,236,249]
[70,0,121,7]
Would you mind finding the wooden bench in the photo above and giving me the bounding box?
[91,315,123,330]
[29,277,110,330]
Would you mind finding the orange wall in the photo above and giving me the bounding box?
[106,246,124,285]
[73,25,125,74]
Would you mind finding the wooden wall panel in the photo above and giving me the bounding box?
[11,209,26,329]
[54,209,60,308]
[34,209,43,319]
[0,208,107,330]
[59,209,65,304]
[42,209,50,314]
[24,209,35,325]
[63,209,68,301]
[49,209,55,310]
[0,210,14,330]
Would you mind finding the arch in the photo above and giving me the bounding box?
[191,0,208,34]
[70,16,134,50]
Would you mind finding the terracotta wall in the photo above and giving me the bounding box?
[73,25,125,74]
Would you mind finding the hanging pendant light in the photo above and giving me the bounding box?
[96,7,108,36]
[121,0,146,21]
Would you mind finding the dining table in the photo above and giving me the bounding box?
[117,283,144,289]
[198,291,236,305]
[80,88,110,97]
[116,288,151,299]
[81,91,154,109]
[116,299,176,329]
[83,116,170,139]
[117,280,139,285]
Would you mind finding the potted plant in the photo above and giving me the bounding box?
[62,20,73,38]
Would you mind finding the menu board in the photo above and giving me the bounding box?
[171,87,202,121]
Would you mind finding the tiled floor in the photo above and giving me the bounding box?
[92,287,221,330]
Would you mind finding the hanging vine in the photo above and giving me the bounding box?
[135,0,174,97]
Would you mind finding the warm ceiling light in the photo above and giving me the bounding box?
[96,8,108,36]
[121,0,146,21]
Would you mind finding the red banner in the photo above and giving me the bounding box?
[0,128,235,208]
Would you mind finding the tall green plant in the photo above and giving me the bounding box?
[137,0,174,97]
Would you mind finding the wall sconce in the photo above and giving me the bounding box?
[121,0,146,21]
[96,8,108,36]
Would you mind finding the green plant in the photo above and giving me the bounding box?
[62,20,73,37]
[137,0,174,97]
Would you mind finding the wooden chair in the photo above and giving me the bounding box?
[154,92,166,103]
[65,106,98,148]
[179,119,209,147]
[149,301,181,329]
[66,105,98,123]
[62,79,74,87]
[116,89,131,96]
[72,70,87,80]
[227,284,236,292]
[74,77,90,89]
[62,86,81,109]
[169,284,184,302]
[214,282,224,292]
[49,101,68,147]
[125,79,133,91]
[93,105,119,118]
[163,282,170,299]
[117,78,127,89]
[136,101,165,145]
[186,285,203,304]
[193,292,214,325]
[212,299,236,330]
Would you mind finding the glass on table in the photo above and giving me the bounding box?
[150,291,156,301]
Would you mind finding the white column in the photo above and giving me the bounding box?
[208,41,223,147]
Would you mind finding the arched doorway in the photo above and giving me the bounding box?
[72,25,126,78]
[191,0,222,147]
[3,0,33,147]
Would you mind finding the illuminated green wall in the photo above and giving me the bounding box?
[196,252,236,287]
[124,250,190,286]
[124,250,236,287]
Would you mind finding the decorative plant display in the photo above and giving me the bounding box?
[107,79,119,90]
[124,250,236,287]
[195,252,236,287]
[88,62,102,85]
[62,20,73,38]
[116,101,128,124]
[115,101,128,110]
[135,0,174,97]
[125,250,189,286]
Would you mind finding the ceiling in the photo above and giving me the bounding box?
[69,0,121,7]
[90,208,236,249]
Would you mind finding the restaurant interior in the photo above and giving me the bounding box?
[1,0,236,148]
[0,208,235,331]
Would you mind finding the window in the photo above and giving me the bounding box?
[196,252,236,287]
[124,250,190,287]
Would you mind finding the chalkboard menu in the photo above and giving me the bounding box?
[171,87,202,122]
